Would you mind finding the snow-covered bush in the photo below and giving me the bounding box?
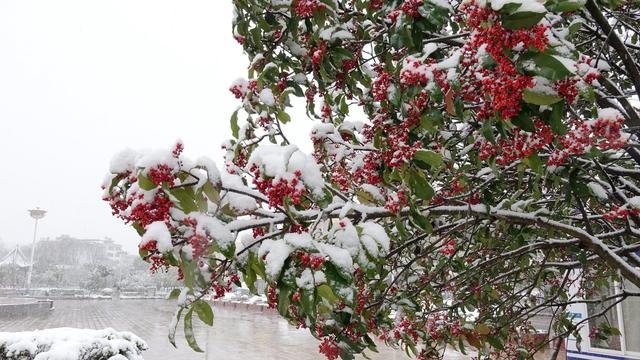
[0,328,147,360]
[102,0,640,359]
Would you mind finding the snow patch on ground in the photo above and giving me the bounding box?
[0,328,147,360]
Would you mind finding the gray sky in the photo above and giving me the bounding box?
[0,1,252,254]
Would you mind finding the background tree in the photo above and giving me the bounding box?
[103,0,640,359]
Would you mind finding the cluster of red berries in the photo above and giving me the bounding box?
[401,0,423,17]
[385,190,408,213]
[127,193,172,228]
[148,164,175,186]
[139,240,168,272]
[267,287,278,309]
[555,78,579,103]
[459,2,549,120]
[369,0,383,10]
[440,239,456,255]
[382,120,423,168]
[297,251,326,269]
[393,318,420,342]
[355,287,372,315]
[252,167,306,208]
[372,71,392,102]
[294,0,325,17]
[311,41,326,66]
[603,205,639,221]
[229,79,257,100]
[318,336,341,360]
[476,120,554,165]
[548,114,627,165]
[229,84,245,99]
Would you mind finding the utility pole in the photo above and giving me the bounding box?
[26,207,46,294]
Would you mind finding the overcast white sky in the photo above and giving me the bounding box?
[0,1,261,254]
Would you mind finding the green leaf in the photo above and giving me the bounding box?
[527,153,543,174]
[184,308,204,352]
[299,291,315,319]
[193,299,214,326]
[414,150,443,167]
[181,254,196,288]
[277,286,291,316]
[527,53,574,80]
[170,187,199,214]
[167,288,181,300]
[568,19,584,37]
[230,110,240,139]
[401,25,415,49]
[168,307,184,347]
[339,96,349,115]
[480,118,495,143]
[243,269,257,293]
[522,89,563,105]
[487,335,504,350]
[475,323,491,335]
[277,110,291,124]
[408,169,435,201]
[511,113,536,132]
[202,181,220,202]
[137,174,156,191]
[502,11,545,29]
[317,284,339,304]
[549,0,586,12]
[458,336,467,355]
[410,209,433,233]
[549,101,567,135]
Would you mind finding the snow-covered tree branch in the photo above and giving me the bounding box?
[102,0,640,358]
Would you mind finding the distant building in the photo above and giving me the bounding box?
[101,238,128,263]
[0,246,30,287]
[35,235,127,267]
[0,246,30,268]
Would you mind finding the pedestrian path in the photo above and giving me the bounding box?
[0,299,469,360]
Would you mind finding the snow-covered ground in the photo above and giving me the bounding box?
[0,327,147,360]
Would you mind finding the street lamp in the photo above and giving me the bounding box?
[26,207,46,294]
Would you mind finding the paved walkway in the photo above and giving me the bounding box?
[0,299,470,360]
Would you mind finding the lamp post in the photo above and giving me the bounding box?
[26,207,46,294]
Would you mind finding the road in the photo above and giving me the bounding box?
[0,299,470,360]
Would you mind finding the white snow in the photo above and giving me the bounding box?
[248,145,325,197]
[220,172,258,213]
[191,213,235,249]
[0,328,147,360]
[434,50,461,70]
[489,0,547,13]
[361,184,385,202]
[360,222,390,254]
[109,149,138,174]
[317,243,353,273]
[195,156,221,185]
[551,55,576,74]
[331,30,354,41]
[628,196,640,209]
[259,239,293,278]
[587,182,609,200]
[332,221,361,257]
[259,88,276,106]
[295,268,327,289]
[427,0,453,9]
[530,76,558,96]
[136,147,181,175]
[598,108,622,121]
[140,221,173,252]
[284,232,314,250]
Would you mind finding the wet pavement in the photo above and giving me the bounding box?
[0,299,470,360]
